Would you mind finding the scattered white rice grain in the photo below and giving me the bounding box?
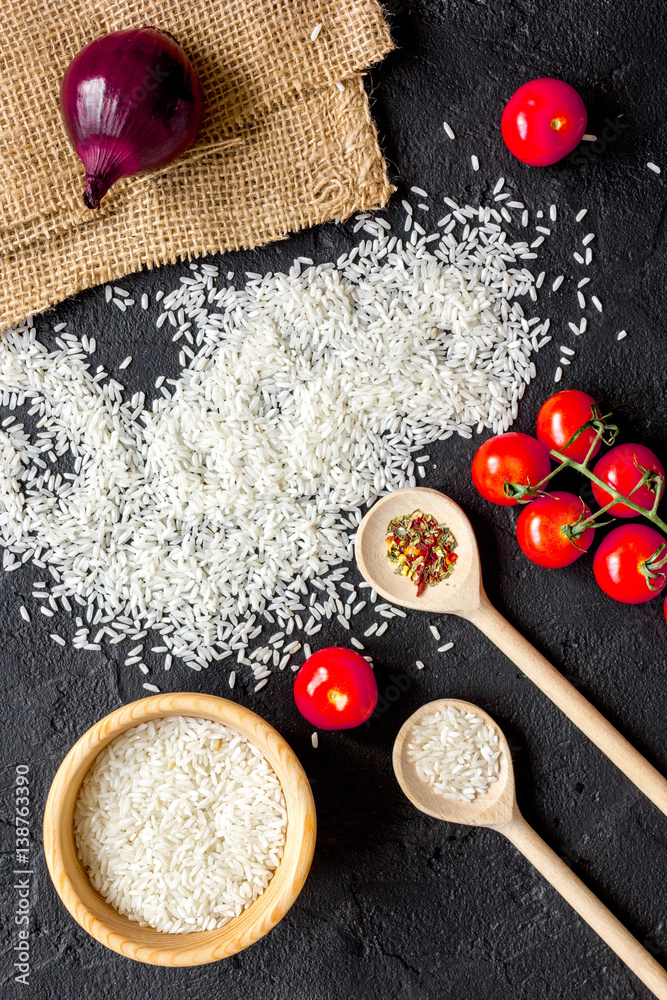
[549,204,557,222]
[350,638,364,650]
[552,275,564,291]
[592,295,602,312]
[585,248,593,265]
[311,732,319,748]
[577,291,586,309]
[554,367,563,382]
[429,625,440,641]
[20,606,30,622]
[0,195,552,674]
[582,233,595,246]
[50,633,65,645]
[310,22,322,41]
[617,329,627,340]
[118,356,132,370]
[578,277,590,288]
[560,346,575,356]
[415,660,425,670]
[647,162,661,174]
[576,208,588,222]
[438,642,454,652]
[141,294,149,309]
[411,186,428,197]
[470,155,479,171]
[573,252,584,264]
[443,121,455,140]
[582,134,597,141]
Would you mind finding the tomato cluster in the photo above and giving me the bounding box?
[472,390,667,606]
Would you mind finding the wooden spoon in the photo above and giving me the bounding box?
[356,487,667,816]
[393,699,667,999]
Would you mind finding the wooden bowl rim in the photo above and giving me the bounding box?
[43,693,316,966]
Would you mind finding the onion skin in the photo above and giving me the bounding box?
[60,27,204,209]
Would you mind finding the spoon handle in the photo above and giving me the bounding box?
[463,594,667,816]
[500,813,667,999]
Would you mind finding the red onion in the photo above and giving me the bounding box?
[60,28,204,209]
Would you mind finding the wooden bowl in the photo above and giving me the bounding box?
[43,693,316,966]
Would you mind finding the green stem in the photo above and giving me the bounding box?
[550,449,667,535]
[650,473,665,515]
[574,497,618,531]
[581,421,605,467]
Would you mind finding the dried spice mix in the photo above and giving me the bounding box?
[385,510,458,596]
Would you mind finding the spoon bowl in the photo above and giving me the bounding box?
[355,487,667,817]
[392,698,667,999]
[392,699,514,827]
[355,487,481,613]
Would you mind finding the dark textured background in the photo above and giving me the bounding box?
[1,1,666,997]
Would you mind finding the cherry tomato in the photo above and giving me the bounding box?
[516,491,594,569]
[591,443,665,517]
[536,389,602,464]
[293,647,378,730]
[471,432,551,506]
[501,78,587,166]
[593,524,667,604]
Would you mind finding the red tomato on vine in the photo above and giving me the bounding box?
[472,433,551,506]
[592,443,665,517]
[536,390,603,464]
[516,491,594,569]
[593,524,667,604]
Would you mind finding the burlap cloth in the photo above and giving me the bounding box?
[0,0,394,329]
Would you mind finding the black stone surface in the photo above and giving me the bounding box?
[1,1,666,997]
